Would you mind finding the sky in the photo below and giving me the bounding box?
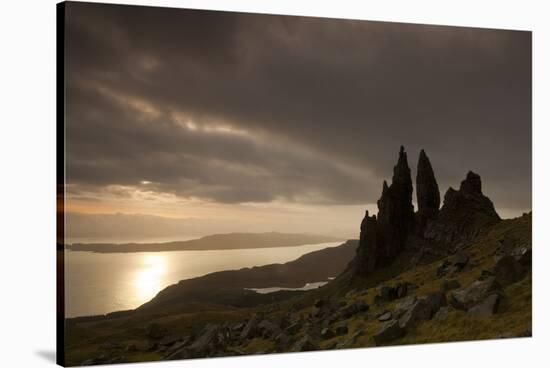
[64,2,531,241]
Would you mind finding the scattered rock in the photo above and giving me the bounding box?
[314,299,326,308]
[434,306,450,320]
[395,282,412,299]
[478,269,495,281]
[376,285,398,303]
[425,291,447,315]
[240,314,260,339]
[378,311,393,322]
[336,330,364,349]
[321,327,335,340]
[285,322,302,335]
[291,336,318,352]
[467,294,500,317]
[441,279,461,292]
[517,248,532,268]
[450,277,501,310]
[340,300,369,319]
[166,324,221,360]
[258,319,282,339]
[453,251,470,269]
[274,332,291,346]
[334,323,349,336]
[373,320,405,345]
[398,298,432,330]
[393,296,418,319]
[494,255,525,286]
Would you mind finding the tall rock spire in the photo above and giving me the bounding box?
[416,149,440,226]
[376,146,414,263]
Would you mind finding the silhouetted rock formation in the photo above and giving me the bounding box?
[416,149,440,230]
[355,211,378,274]
[424,171,500,246]
[354,147,414,275]
[376,146,415,262]
[350,147,501,280]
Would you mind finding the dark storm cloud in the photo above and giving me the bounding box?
[65,2,531,211]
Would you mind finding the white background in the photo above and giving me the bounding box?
[0,0,548,367]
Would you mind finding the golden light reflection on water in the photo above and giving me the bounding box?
[134,254,166,303]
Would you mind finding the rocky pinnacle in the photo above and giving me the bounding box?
[416,149,440,225]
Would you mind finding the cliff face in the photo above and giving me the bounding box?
[352,147,501,279]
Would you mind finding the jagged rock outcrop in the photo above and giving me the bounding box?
[424,171,500,246]
[416,149,440,229]
[354,147,414,275]
[376,146,415,263]
[349,146,502,281]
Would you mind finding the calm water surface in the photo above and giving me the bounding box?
[65,241,340,317]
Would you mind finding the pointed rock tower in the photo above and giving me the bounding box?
[354,146,414,274]
[376,146,414,260]
[416,149,440,229]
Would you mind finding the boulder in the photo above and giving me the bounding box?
[494,255,525,286]
[398,298,433,330]
[291,336,318,352]
[478,269,494,281]
[258,320,282,339]
[377,311,393,322]
[375,285,398,303]
[314,299,326,308]
[167,324,221,360]
[453,251,469,269]
[336,330,364,349]
[340,300,369,319]
[274,332,291,346]
[240,313,260,339]
[395,282,412,299]
[425,291,447,315]
[320,327,335,340]
[393,296,417,319]
[285,322,302,335]
[450,277,501,310]
[517,248,532,268]
[373,320,405,345]
[334,323,349,336]
[440,279,461,292]
[467,294,500,317]
[433,306,450,320]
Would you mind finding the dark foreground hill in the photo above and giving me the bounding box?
[66,232,341,253]
[137,240,357,312]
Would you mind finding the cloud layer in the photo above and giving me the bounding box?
[64,3,532,214]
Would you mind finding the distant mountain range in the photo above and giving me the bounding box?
[66,232,343,253]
